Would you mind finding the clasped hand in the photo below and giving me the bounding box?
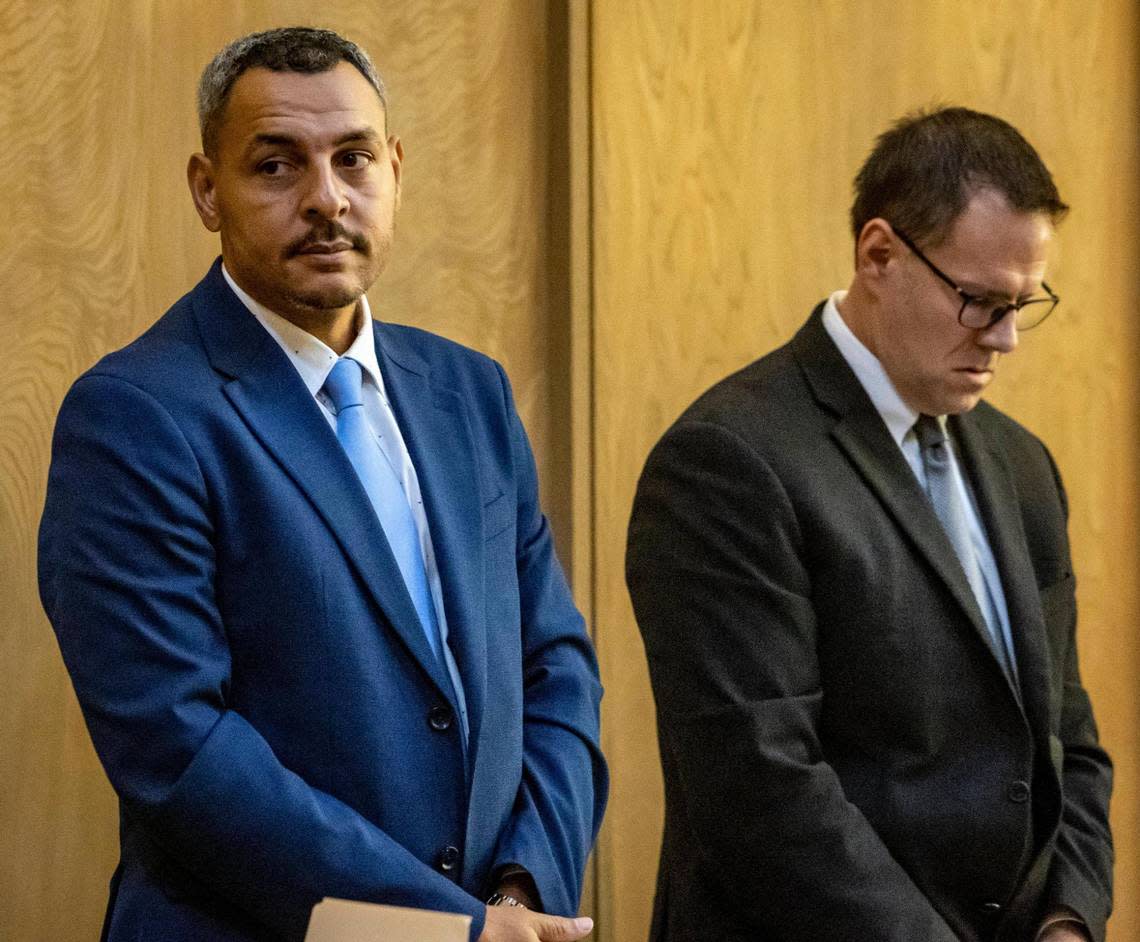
[479,906,593,942]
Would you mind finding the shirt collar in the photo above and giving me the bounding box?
[221,263,387,399]
[821,290,921,448]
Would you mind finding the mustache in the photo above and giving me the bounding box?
[284,223,370,257]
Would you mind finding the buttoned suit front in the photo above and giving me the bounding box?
[626,305,1112,941]
[39,260,608,942]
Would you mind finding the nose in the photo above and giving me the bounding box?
[978,308,1018,354]
[302,162,349,220]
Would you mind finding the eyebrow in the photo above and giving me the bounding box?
[964,284,1048,304]
[248,127,383,150]
[333,126,384,146]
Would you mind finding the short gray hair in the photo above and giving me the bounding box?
[197,27,387,156]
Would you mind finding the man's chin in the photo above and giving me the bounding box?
[938,392,984,416]
[906,387,984,417]
[290,288,364,312]
[283,274,368,313]
[280,259,374,308]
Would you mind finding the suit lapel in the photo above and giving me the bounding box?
[953,411,1051,734]
[377,324,488,755]
[830,412,997,652]
[192,261,457,700]
[792,309,1018,696]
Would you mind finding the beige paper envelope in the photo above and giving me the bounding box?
[305,897,472,942]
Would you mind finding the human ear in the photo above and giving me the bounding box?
[388,136,404,211]
[187,153,222,232]
[854,218,898,278]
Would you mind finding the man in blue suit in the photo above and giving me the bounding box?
[39,27,607,942]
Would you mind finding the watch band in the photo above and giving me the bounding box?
[486,892,526,908]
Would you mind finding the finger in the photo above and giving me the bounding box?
[534,913,594,941]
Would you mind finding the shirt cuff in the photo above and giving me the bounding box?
[490,863,543,911]
[1035,907,1091,941]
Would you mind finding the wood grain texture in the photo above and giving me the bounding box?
[7,2,1139,940]
[589,2,1140,939]
[0,2,574,939]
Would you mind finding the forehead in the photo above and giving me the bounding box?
[938,189,1054,290]
[218,62,387,149]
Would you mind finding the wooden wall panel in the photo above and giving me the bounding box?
[590,2,1140,940]
[0,2,573,939]
[6,2,1139,940]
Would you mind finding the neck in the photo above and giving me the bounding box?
[278,303,360,355]
[219,263,363,355]
[835,280,880,360]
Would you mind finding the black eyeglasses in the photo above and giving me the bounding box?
[891,227,1059,331]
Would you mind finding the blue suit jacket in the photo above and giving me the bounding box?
[39,260,608,941]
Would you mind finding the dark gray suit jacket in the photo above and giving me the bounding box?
[626,305,1112,941]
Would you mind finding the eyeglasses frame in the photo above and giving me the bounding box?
[890,225,1059,331]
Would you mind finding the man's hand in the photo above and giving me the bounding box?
[479,906,593,941]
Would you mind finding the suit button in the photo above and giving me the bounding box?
[438,845,460,872]
[980,901,1003,917]
[428,705,453,732]
[1007,780,1031,803]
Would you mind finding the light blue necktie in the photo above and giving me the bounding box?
[323,357,443,662]
[915,414,1015,679]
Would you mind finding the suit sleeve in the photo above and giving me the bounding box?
[626,419,960,940]
[38,374,489,940]
[486,363,608,917]
[1036,450,1113,941]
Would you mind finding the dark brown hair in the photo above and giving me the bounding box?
[851,106,1068,246]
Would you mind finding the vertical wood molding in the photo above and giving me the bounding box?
[568,0,595,626]
[565,0,600,925]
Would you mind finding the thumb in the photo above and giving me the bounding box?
[534,913,594,941]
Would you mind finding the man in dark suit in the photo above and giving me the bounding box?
[626,108,1112,941]
[38,27,606,942]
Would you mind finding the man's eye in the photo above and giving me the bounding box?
[341,151,373,169]
[258,160,289,176]
[976,299,1014,318]
[964,297,1016,325]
